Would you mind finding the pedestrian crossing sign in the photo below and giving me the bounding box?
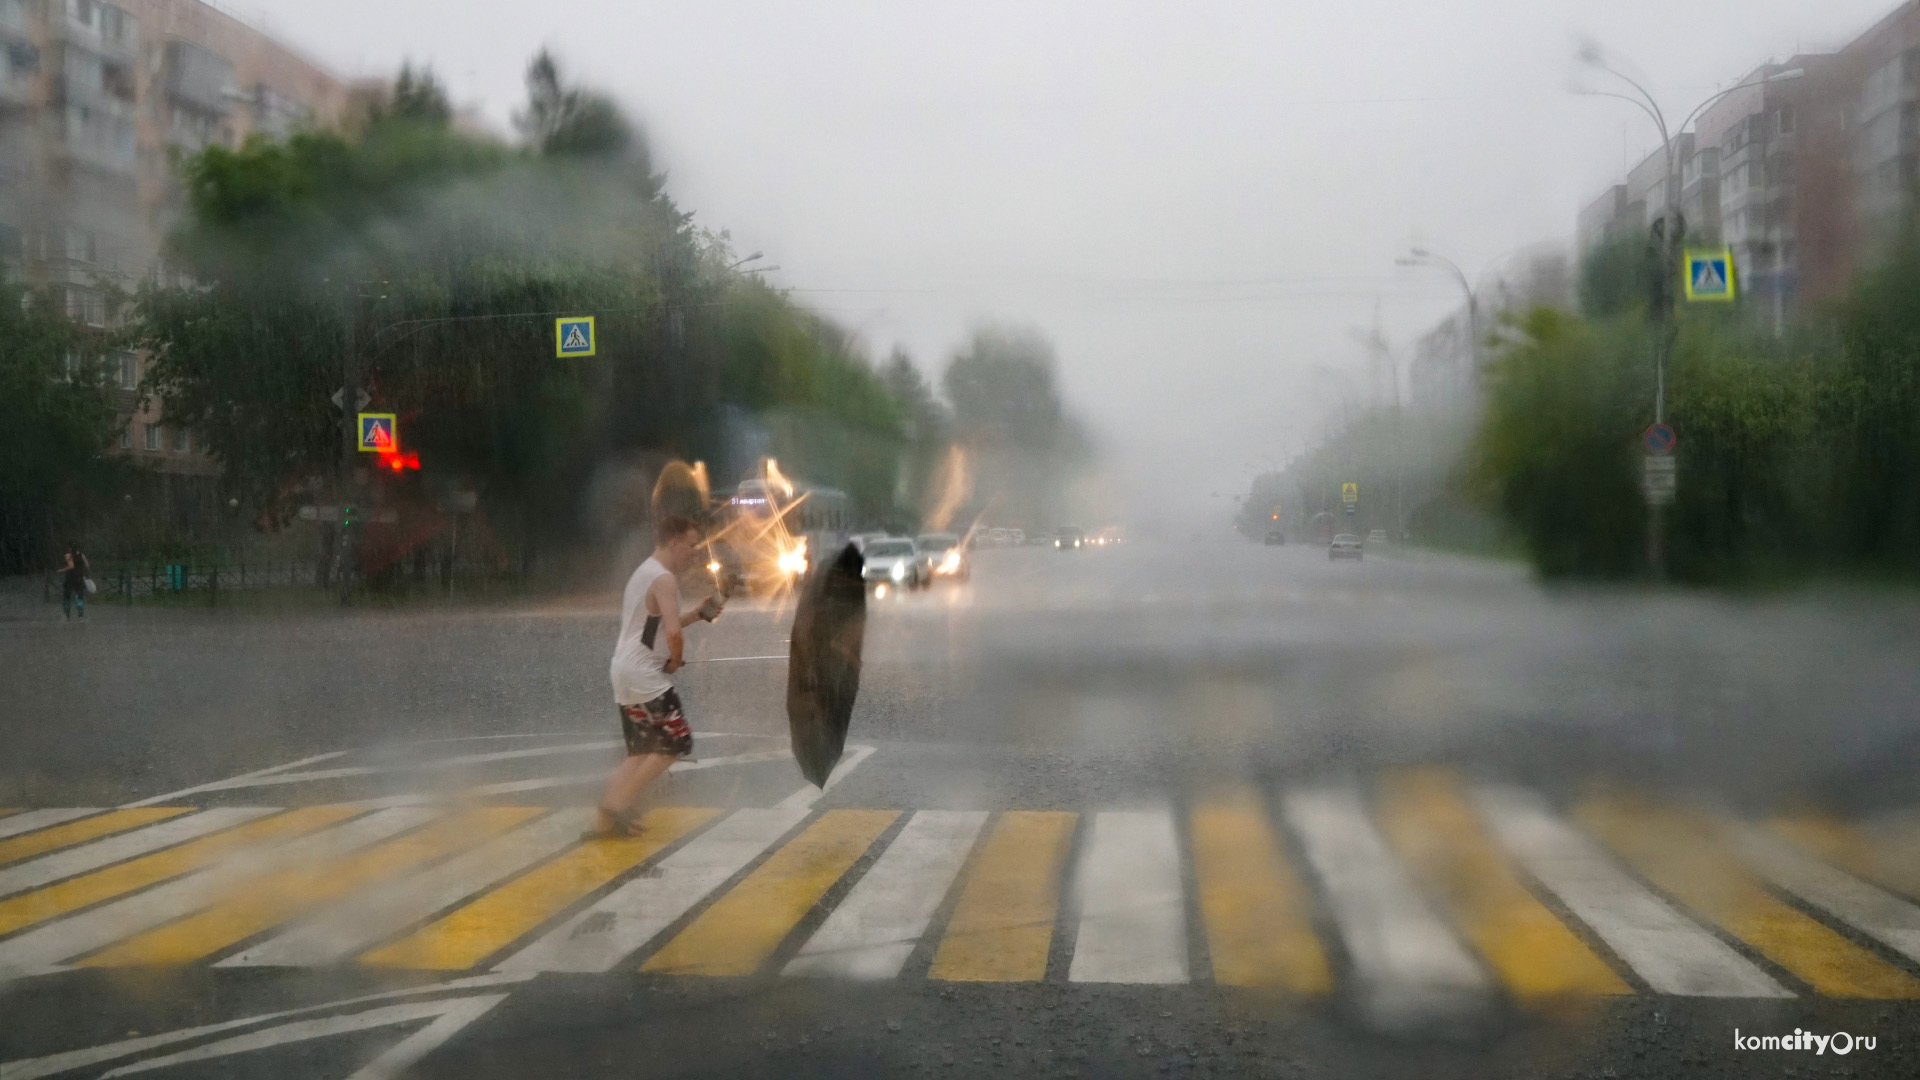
[555,316,596,357]
[1683,249,1735,302]
[356,412,397,453]
[1341,482,1358,505]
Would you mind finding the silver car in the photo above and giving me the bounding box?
[1329,533,1363,561]
[860,537,926,592]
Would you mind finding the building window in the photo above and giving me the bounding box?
[143,423,159,451]
[119,428,131,449]
[1775,105,1795,135]
[118,352,136,389]
[172,427,188,453]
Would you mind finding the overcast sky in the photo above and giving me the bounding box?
[237,0,1893,524]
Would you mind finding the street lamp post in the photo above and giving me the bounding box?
[1574,47,1804,577]
[1397,249,1478,402]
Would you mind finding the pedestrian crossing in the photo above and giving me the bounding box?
[4,772,1920,1003]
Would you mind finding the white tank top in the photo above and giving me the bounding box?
[610,557,674,704]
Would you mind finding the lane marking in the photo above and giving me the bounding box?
[928,811,1076,982]
[1284,785,1491,1019]
[0,807,360,940]
[1727,819,1920,967]
[1471,785,1790,998]
[120,752,350,809]
[643,809,898,976]
[82,807,540,967]
[1578,798,1920,999]
[347,750,799,808]
[1375,770,1628,998]
[0,810,99,842]
[0,974,530,1080]
[785,810,987,979]
[1068,809,1189,984]
[1189,788,1330,992]
[98,995,510,1079]
[0,808,434,976]
[0,809,278,900]
[178,743,625,793]
[374,807,717,971]
[0,809,192,868]
[1770,814,1920,901]
[777,745,878,810]
[221,809,592,967]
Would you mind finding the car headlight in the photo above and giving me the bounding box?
[890,563,906,581]
[939,550,961,573]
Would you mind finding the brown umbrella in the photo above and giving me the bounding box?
[786,542,867,786]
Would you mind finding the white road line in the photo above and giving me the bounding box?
[1725,819,1920,965]
[0,975,530,1080]
[119,752,349,809]
[1067,809,1189,985]
[344,993,511,1080]
[0,809,101,842]
[177,741,627,793]
[1470,785,1791,998]
[347,750,801,808]
[495,806,812,974]
[1283,785,1491,1021]
[218,810,591,968]
[0,808,437,979]
[785,810,987,979]
[777,744,877,810]
[0,809,278,899]
[99,996,509,1078]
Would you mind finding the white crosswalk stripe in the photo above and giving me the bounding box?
[1725,819,1920,966]
[0,809,277,900]
[494,806,810,974]
[785,810,987,979]
[0,808,436,978]
[1471,785,1791,998]
[1283,785,1491,1022]
[1067,809,1188,984]
[216,809,592,968]
[0,809,101,843]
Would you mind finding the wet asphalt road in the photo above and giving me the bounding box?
[3,538,1920,1078]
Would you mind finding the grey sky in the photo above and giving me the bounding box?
[239,0,1889,523]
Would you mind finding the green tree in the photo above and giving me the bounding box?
[0,276,122,572]
[942,324,1089,528]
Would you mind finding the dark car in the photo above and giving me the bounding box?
[1264,529,1285,546]
[1328,533,1363,560]
[1055,526,1086,550]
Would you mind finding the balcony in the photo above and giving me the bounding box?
[162,40,235,117]
[0,0,32,43]
[52,1,138,63]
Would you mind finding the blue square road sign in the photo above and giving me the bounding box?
[556,316,596,357]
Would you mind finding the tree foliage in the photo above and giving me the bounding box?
[941,324,1090,528]
[0,276,123,572]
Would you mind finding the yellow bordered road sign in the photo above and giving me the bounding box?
[556,317,596,357]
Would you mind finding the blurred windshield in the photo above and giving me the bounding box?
[8,2,1920,1078]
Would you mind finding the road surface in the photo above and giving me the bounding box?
[2,538,1919,1078]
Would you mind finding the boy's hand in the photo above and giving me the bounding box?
[697,594,725,622]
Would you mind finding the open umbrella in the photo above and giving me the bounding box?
[786,542,867,786]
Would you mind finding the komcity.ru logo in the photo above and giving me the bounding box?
[1734,1028,1877,1054]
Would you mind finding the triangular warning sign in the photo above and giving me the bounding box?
[1693,260,1725,293]
[562,324,589,350]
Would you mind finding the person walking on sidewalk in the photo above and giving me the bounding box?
[58,541,89,620]
[589,514,724,839]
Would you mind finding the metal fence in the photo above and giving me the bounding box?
[64,562,325,603]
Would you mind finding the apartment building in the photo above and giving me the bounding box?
[0,0,350,472]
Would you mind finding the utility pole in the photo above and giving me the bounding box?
[336,287,362,606]
[1575,46,1806,581]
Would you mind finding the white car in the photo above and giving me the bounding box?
[1329,533,1363,561]
[859,537,926,593]
[915,532,968,581]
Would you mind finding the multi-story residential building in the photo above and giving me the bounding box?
[0,0,350,474]
[1576,184,1630,255]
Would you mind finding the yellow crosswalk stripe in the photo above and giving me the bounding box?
[643,809,897,976]
[1770,814,1920,901]
[1579,798,1920,998]
[928,811,1076,982]
[80,807,541,967]
[0,808,192,868]
[1376,770,1628,997]
[0,806,360,938]
[361,806,717,970]
[1189,788,1329,991]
